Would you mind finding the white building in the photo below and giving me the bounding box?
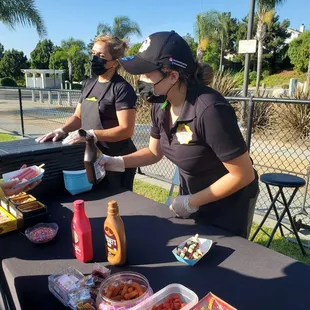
[21,69,64,89]
[285,24,306,44]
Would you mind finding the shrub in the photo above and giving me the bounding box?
[0,77,17,87]
[234,71,244,87]
[262,70,271,79]
[279,88,310,140]
[212,70,241,97]
[249,71,257,84]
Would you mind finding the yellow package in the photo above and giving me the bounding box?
[0,206,18,235]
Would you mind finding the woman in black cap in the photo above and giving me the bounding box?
[100,31,259,238]
[36,35,137,191]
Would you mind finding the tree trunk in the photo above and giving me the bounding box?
[306,55,310,94]
[256,39,263,92]
[255,21,266,93]
[68,60,72,90]
[196,46,204,63]
[219,37,224,71]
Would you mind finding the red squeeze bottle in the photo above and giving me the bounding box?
[71,200,93,263]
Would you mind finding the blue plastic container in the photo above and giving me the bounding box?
[63,170,93,196]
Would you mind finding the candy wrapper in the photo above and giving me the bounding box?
[190,292,237,310]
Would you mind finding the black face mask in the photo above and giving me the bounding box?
[138,77,167,104]
[91,55,109,76]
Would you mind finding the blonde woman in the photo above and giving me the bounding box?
[36,36,137,190]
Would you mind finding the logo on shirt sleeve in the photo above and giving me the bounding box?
[176,123,193,144]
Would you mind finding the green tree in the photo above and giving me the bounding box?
[202,42,220,71]
[255,0,286,91]
[126,43,142,56]
[49,46,69,81]
[72,53,88,81]
[52,38,87,86]
[288,30,310,72]
[30,39,54,69]
[195,11,231,69]
[0,43,4,60]
[183,33,198,57]
[0,49,28,79]
[97,16,141,39]
[0,0,47,38]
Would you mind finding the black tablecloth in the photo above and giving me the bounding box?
[1,186,310,310]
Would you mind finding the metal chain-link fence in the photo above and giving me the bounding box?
[1,86,310,223]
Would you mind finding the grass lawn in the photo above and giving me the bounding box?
[133,179,310,265]
[0,133,18,142]
[261,70,307,87]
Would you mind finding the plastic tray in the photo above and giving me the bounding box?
[172,236,213,266]
[2,165,44,189]
[63,170,93,196]
[132,284,198,310]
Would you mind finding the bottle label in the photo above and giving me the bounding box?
[104,227,118,257]
[72,230,81,257]
[94,157,106,181]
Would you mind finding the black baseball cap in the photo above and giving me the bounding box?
[119,31,196,75]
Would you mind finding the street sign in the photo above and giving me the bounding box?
[238,40,257,54]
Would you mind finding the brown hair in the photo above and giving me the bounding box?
[194,62,214,86]
[94,35,128,60]
[162,61,214,87]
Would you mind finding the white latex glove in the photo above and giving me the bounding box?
[62,129,97,145]
[169,195,199,219]
[36,128,66,143]
[98,155,125,172]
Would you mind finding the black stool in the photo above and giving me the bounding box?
[251,173,306,256]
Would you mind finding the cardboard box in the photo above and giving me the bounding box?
[0,206,18,235]
[190,292,237,310]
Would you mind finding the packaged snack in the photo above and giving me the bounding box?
[0,206,18,235]
[190,292,237,310]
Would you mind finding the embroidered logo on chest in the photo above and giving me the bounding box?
[176,124,193,144]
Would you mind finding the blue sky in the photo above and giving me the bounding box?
[0,0,309,58]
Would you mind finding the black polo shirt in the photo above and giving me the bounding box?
[79,74,137,130]
[151,84,258,237]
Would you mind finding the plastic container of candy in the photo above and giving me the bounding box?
[96,271,153,310]
[25,222,58,244]
[48,267,85,306]
[132,284,198,310]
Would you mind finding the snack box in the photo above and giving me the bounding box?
[189,292,237,310]
[9,200,46,219]
[8,199,48,230]
[0,196,10,212]
[2,165,44,189]
[0,206,18,235]
[172,235,213,266]
[132,284,198,310]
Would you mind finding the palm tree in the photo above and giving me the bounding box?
[0,0,46,38]
[195,10,229,69]
[255,0,286,92]
[97,16,141,39]
[54,38,87,88]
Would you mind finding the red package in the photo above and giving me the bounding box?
[190,292,237,310]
